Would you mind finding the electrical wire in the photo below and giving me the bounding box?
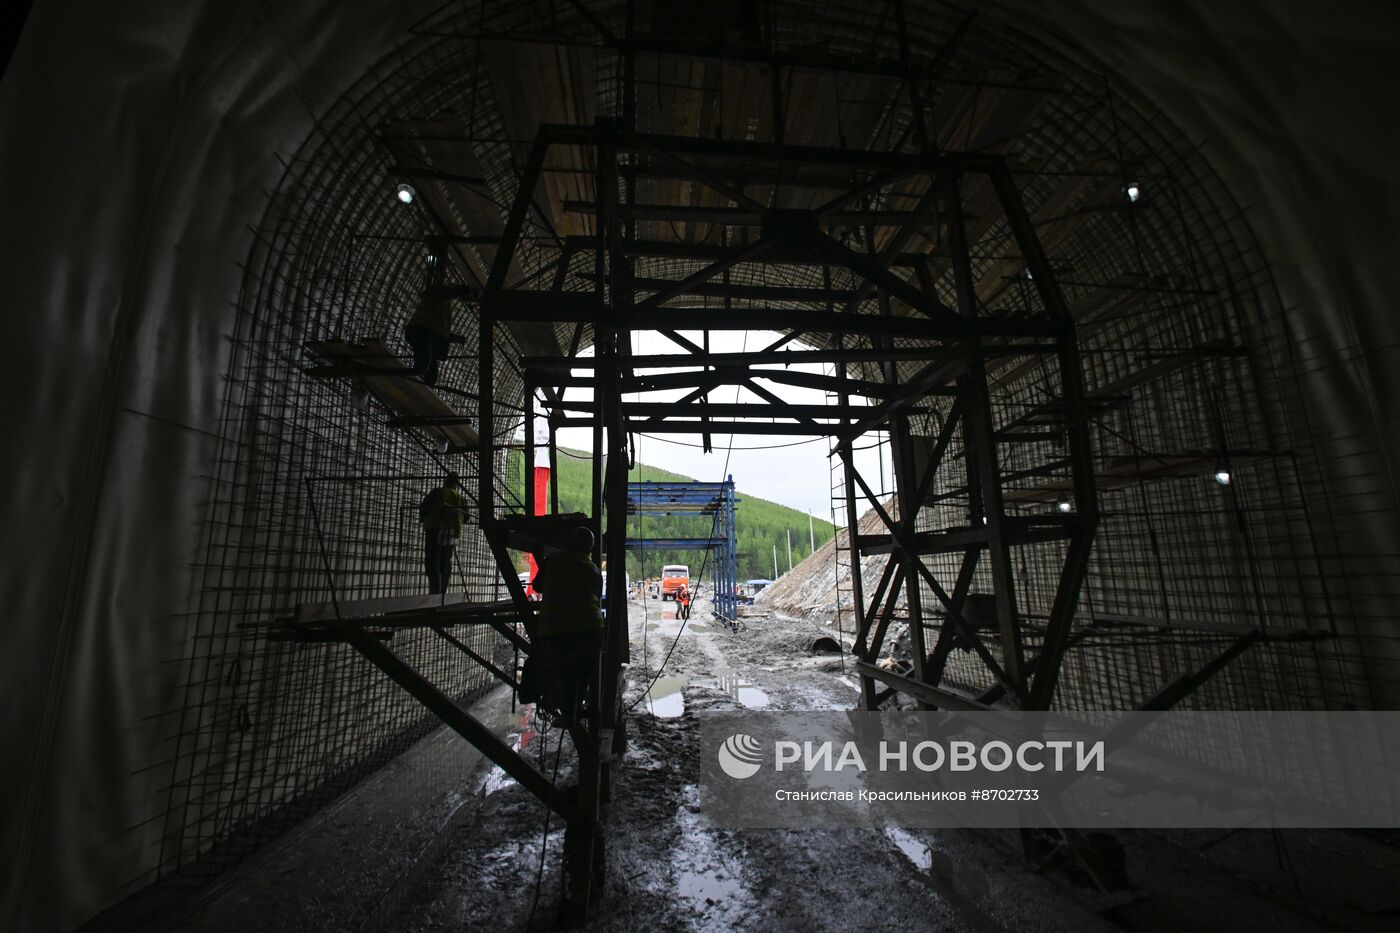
[635,432,828,450]
[628,332,747,710]
[637,492,653,713]
[635,432,891,454]
[525,724,566,929]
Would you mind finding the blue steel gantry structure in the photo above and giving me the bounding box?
[625,478,739,624]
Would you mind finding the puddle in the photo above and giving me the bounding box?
[883,826,933,872]
[481,765,513,796]
[643,675,688,718]
[480,707,550,795]
[672,785,755,922]
[700,671,771,709]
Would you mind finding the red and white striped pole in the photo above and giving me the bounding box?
[525,417,550,598]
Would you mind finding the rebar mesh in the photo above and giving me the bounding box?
[145,0,1388,898]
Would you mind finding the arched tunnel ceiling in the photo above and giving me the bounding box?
[2,1,1399,930]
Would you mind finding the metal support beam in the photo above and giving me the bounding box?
[343,625,569,818]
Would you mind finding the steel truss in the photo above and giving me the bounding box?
[309,115,1114,902]
[411,27,1282,893]
[488,120,1099,740]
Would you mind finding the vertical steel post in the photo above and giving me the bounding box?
[524,383,535,518]
[479,137,549,616]
[478,299,494,527]
[830,264,875,707]
[598,119,633,814]
[989,162,1100,710]
[875,285,932,699]
[942,168,1027,698]
[549,420,560,514]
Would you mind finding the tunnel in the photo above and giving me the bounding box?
[4,1,1400,930]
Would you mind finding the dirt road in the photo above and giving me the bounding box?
[388,596,1111,932]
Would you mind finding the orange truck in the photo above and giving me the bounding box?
[660,564,690,600]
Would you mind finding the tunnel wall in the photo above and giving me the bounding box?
[997,0,1400,709]
[1,1,1398,930]
[0,2,447,930]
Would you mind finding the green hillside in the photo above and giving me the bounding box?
[508,449,836,582]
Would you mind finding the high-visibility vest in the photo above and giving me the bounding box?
[420,486,468,536]
[534,550,605,636]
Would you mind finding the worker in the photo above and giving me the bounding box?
[418,472,470,594]
[529,526,605,723]
[402,243,464,387]
[676,583,692,620]
[530,531,606,915]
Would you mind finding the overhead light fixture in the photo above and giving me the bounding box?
[1056,492,1073,513]
[396,182,416,204]
[1023,267,1034,280]
[1213,457,1232,487]
[1125,181,1142,203]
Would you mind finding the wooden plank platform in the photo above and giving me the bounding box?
[1002,454,1219,504]
[244,594,523,636]
[293,591,472,624]
[306,338,480,451]
[289,601,521,632]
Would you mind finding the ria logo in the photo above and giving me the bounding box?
[717,733,763,779]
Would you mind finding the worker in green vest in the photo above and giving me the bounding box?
[418,472,470,594]
[403,241,463,387]
[530,525,605,722]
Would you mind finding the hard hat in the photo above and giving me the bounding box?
[568,526,594,552]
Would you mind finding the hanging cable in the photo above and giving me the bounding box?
[635,432,828,451]
[524,724,566,929]
[636,432,890,452]
[629,333,748,710]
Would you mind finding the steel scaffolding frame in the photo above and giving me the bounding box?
[624,479,740,622]
[472,116,1114,886]
[151,0,1365,911]
[497,119,1096,704]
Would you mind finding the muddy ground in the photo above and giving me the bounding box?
[387,596,1399,933]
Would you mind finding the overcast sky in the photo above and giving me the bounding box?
[538,330,895,525]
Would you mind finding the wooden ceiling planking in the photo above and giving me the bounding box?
[538,43,599,240]
[718,60,775,148]
[688,60,733,243]
[834,72,902,155]
[482,39,599,241]
[674,59,722,242]
[916,71,1051,286]
[782,68,840,151]
[380,43,1100,335]
[973,173,1119,307]
[932,71,1047,153]
[382,125,501,288]
[913,80,1052,295]
[636,52,689,241]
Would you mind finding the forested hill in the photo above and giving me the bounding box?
[516,449,837,581]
